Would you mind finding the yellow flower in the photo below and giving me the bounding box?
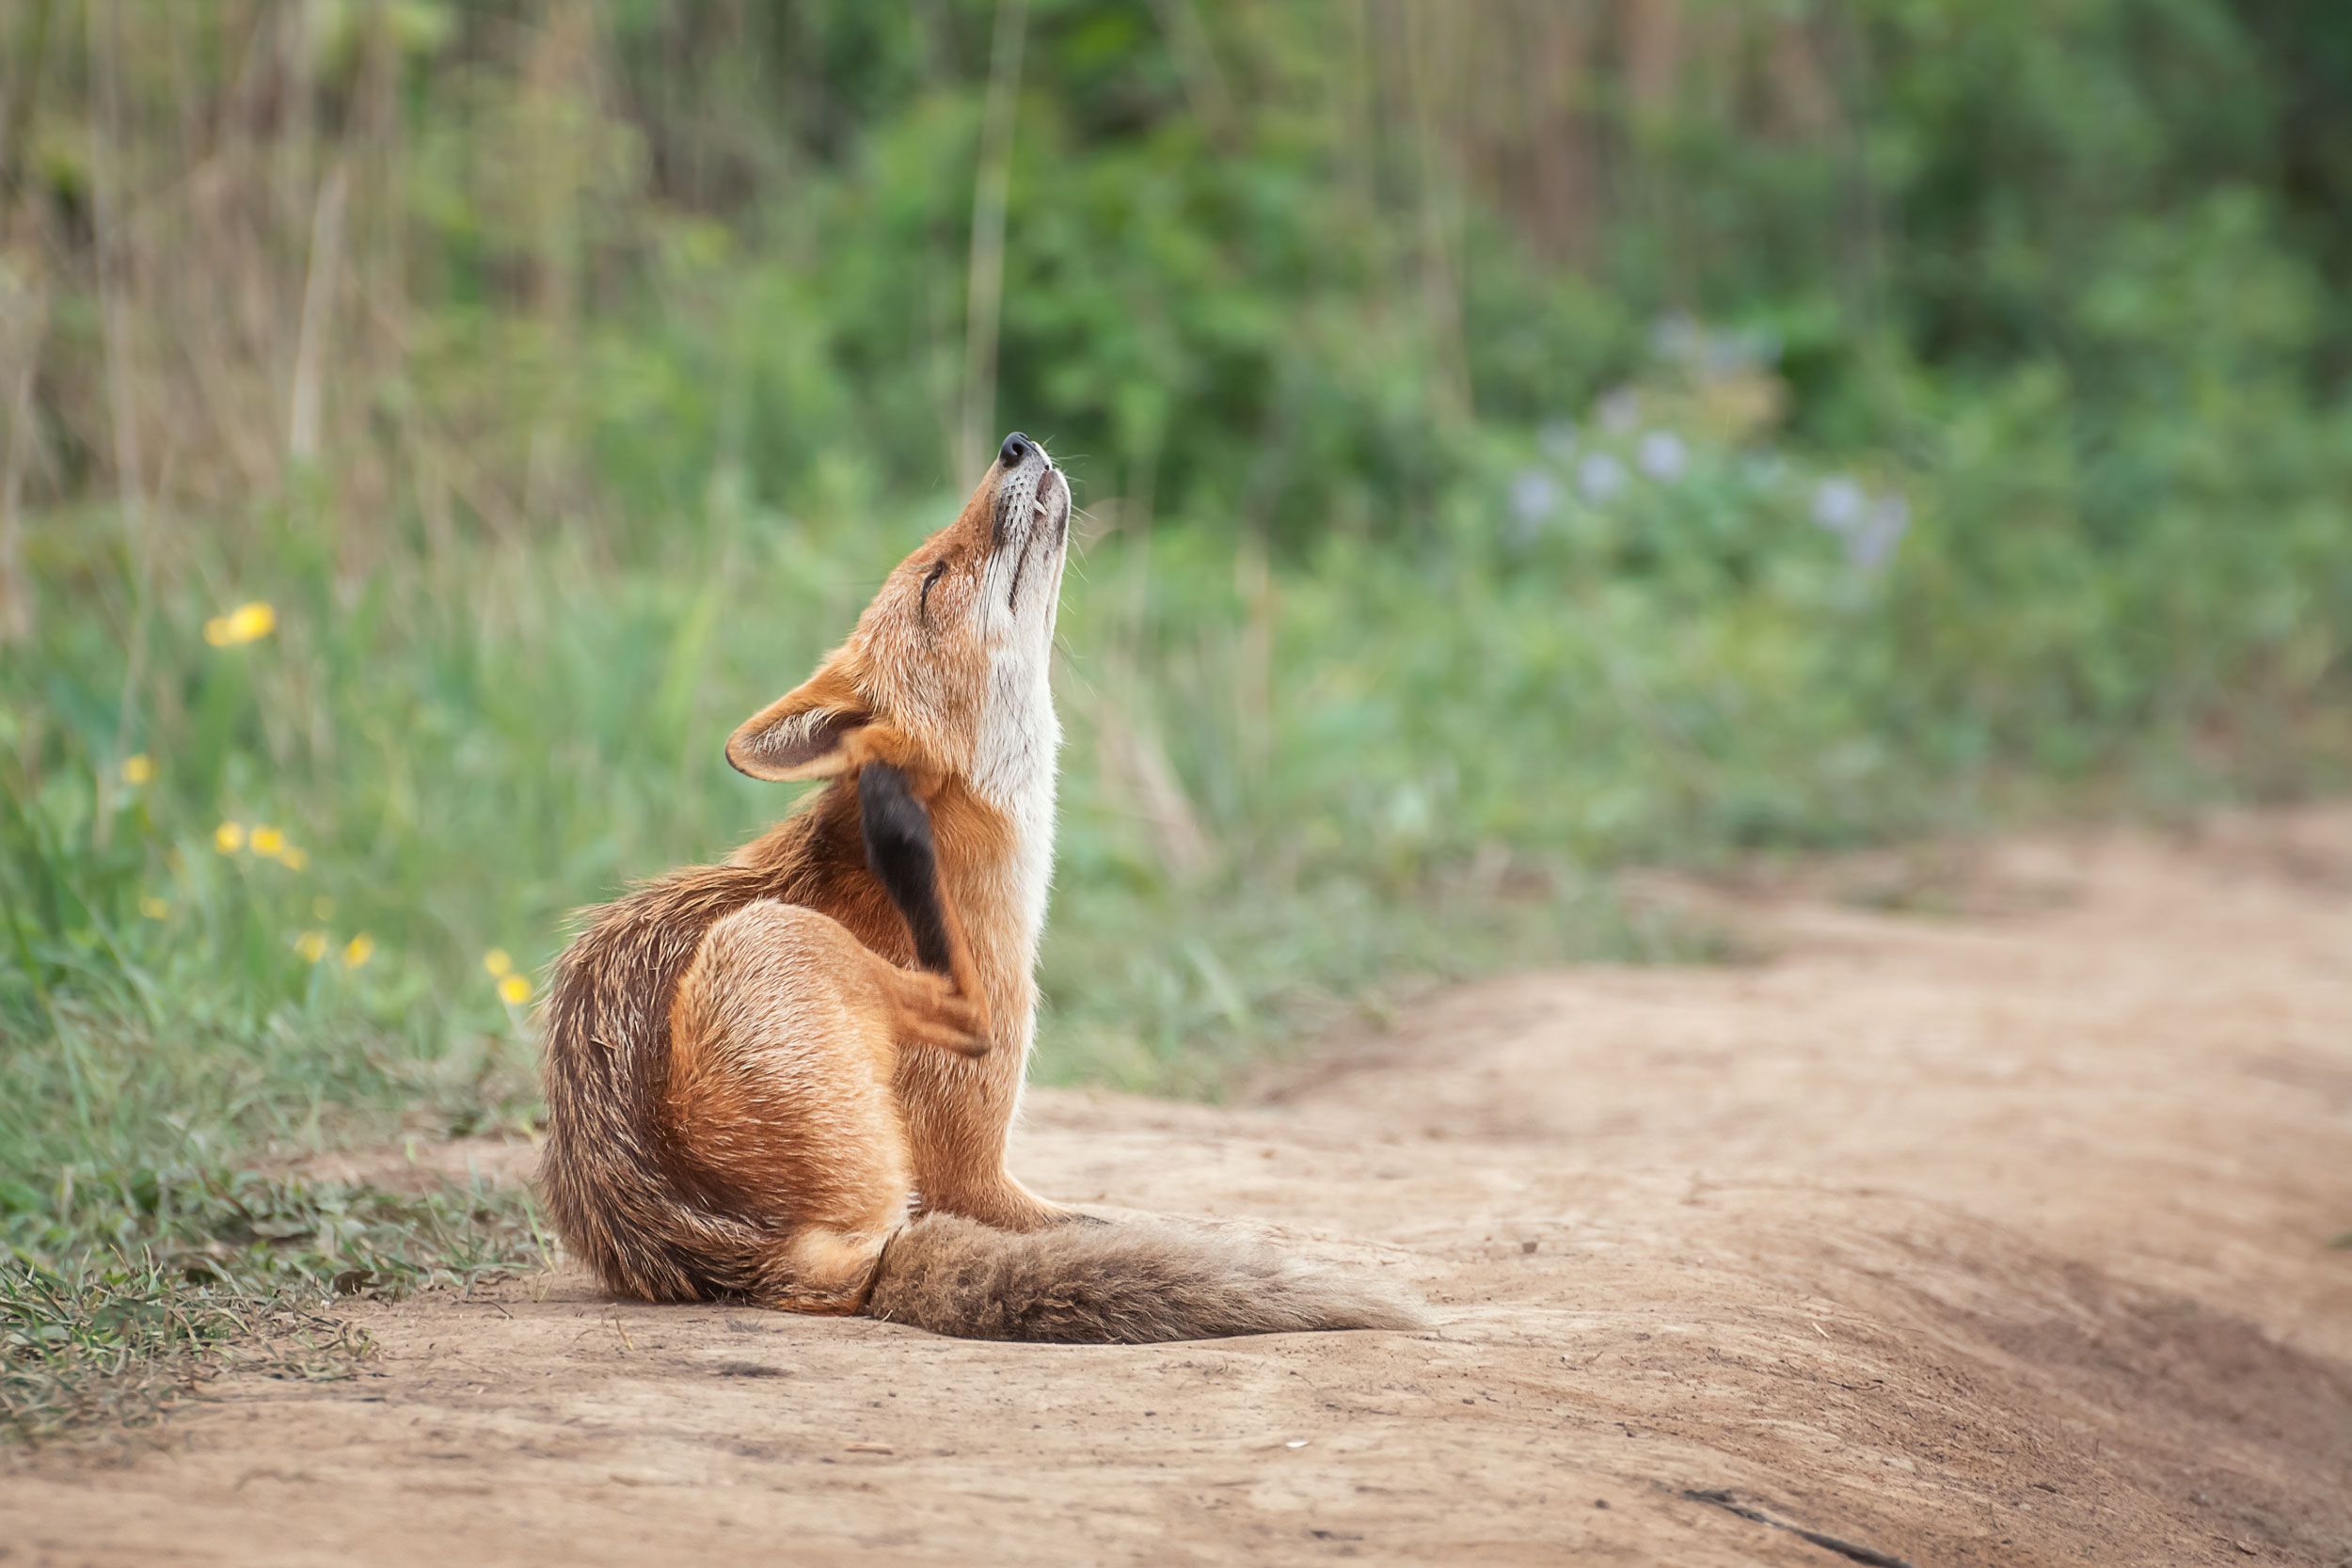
[483,948,514,978]
[498,974,533,1006]
[342,933,374,969]
[278,845,310,872]
[122,754,154,786]
[250,825,285,857]
[139,895,169,920]
[294,930,328,963]
[311,895,336,920]
[215,821,246,854]
[204,602,278,647]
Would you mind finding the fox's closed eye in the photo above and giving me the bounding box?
[919,560,947,619]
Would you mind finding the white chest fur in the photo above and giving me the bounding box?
[970,645,1059,1023]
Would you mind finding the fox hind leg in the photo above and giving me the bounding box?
[861,761,993,1042]
[750,1224,893,1315]
[671,901,920,1307]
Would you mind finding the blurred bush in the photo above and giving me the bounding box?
[5,2,2345,547]
[1,0,2348,1108]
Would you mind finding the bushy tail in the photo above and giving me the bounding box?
[864,1213,1426,1343]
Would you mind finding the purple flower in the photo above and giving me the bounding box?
[1850,493,1911,572]
[1506,468,1562,545]
[1576,451,1628,503]
[1637,430,1690,483]
[1811,476,1867,533]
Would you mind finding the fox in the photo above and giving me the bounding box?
[537,432,1420,1342]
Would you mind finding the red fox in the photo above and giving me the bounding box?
[538,433,1419,1341]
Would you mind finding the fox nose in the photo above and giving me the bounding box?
[998,431,1033,467]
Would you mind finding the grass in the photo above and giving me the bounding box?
[2,1174,541,1444]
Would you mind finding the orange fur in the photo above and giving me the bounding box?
[540,442,1076,1308]
[537,436,1422,1340]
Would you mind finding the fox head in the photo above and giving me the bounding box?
[726,433,1071,804]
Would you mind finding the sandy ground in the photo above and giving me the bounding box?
[8,810,2352,1566]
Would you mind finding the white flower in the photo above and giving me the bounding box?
[1636,430,1689,483]
[1597,387,1641,434]
[1576,451,1628,503]
[1812,476,1867,533]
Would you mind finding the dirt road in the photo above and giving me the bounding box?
[10,812,2352,1565]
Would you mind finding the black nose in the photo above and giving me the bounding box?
[998,431,1032,467]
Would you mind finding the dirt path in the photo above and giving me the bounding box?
[11,812,2352,1566]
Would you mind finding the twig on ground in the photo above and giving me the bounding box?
[1681,1488,1918,1568]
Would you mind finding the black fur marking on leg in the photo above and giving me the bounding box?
[860,762,955,975]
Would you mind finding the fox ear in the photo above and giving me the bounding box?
[726,669,877,782]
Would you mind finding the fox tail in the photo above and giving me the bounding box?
[864,1213,1426,1344]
